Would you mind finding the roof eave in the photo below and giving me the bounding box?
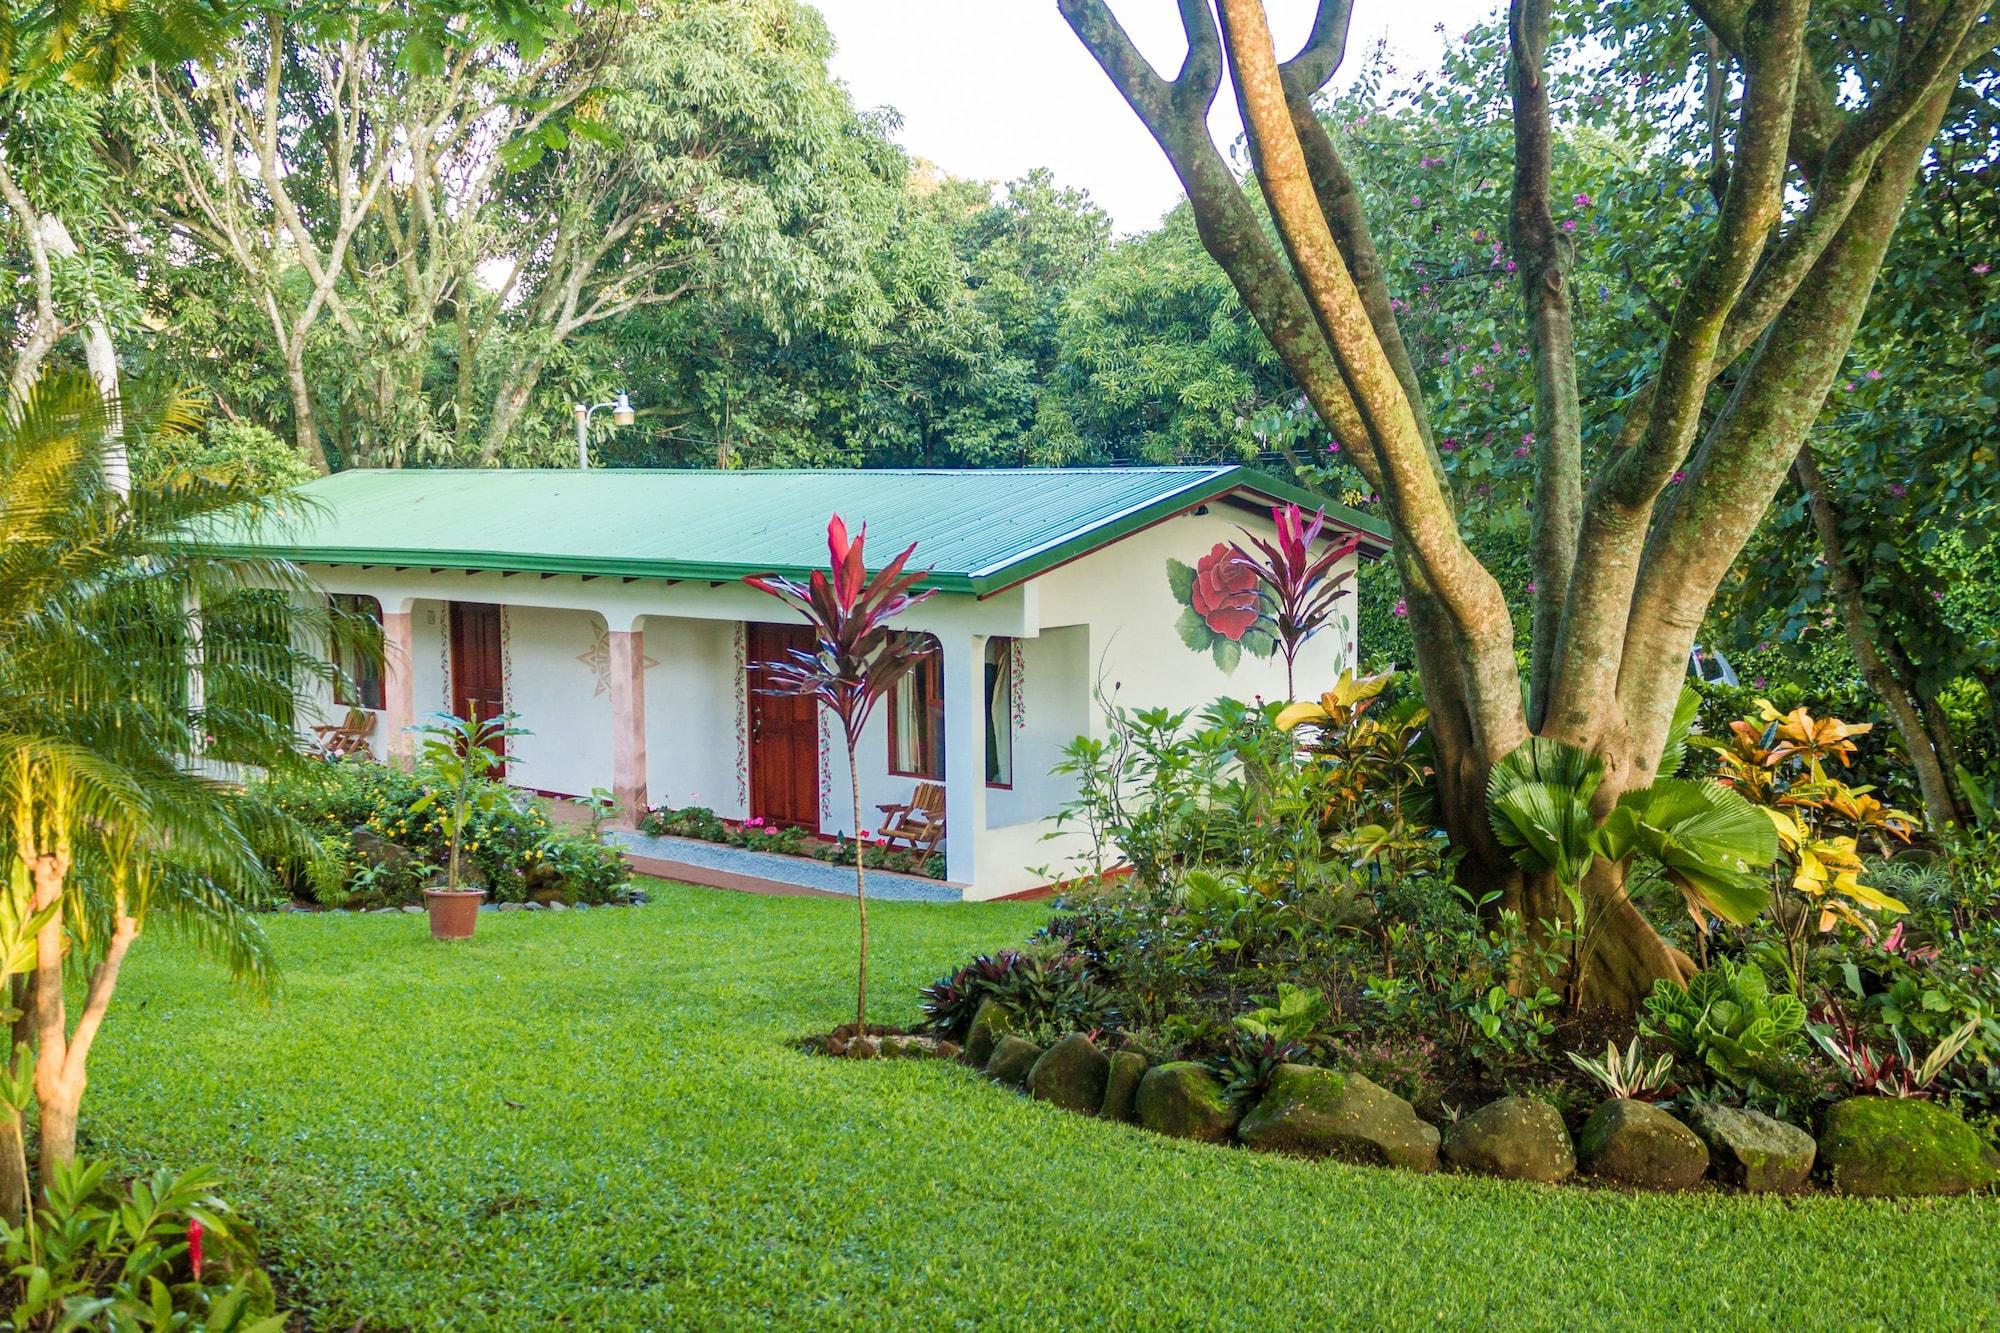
[963,465,1392,595]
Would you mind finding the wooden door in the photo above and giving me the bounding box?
[448,601,506,778]
[747,622,821,830]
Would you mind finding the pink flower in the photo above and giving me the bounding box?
[1866,368,1883,380]
[1514,445,1531,458]
[1327,440,1342,454]
[1671,470,1686,484]
[1889,482,1907,498]
[1522,432,1535,445]
[1410,195,1423,207]
[1505,260,1517,273]
[763,826,779,835]
[1974,262,1991,275]
[1573,192,1593,208]
[1526,581,1537,595]
[1561,219,1578,233]
[1391,598,1408,618]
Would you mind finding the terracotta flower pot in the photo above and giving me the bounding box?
[423,887,485,940]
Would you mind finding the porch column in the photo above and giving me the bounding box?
[382,608,417,769]
[940,632,988,886]
[608,627,648,827]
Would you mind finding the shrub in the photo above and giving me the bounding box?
[0,1159,284,1331]
[250,759,629,906]
[1640,958,1807,1097]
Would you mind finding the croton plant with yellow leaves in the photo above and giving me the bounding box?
[1695,699,1920,986]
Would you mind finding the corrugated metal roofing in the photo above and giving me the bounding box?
[209,467,1388,595]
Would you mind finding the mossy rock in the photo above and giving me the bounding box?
[1134,1062,1239,1143]
[1442,1095,1574,1183]
[1237,1065,1438,1171]
[963,998,1016,1068]
[984,1034,1043,1088]
[1577,1099,1708,1191]
[1685,1103,1815,1194]
[1100,1051,1147,1122]
[1027,1034,1110,1114]
[1819,1096,2000,1198]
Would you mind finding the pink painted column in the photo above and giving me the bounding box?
[608,628,648,827]
[382,609,417,769]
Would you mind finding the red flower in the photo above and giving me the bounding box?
[188,1217,204,1280]
[1191,544,1261,641]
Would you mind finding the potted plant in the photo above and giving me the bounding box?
[412,706,521,939]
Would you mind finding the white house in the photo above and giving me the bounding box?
[219,467,1387,898]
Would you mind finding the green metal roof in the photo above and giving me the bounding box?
[208,466,1389,596]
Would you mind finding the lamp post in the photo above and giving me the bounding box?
[574,391,636,468]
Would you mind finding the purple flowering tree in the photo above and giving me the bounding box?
[746,516,933,1043]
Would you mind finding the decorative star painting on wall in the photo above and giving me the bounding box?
[575,625,659,696]
[1166,546,1279,673]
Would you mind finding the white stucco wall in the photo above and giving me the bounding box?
[1033,501,1358,726]
[643,615,743,816]
[496,605,612,798]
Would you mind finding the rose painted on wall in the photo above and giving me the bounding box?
[1190,544,1261,640]
[1166,545,1279,673]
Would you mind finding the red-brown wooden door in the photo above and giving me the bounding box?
[747,622,820,830]
[449,601,506,777]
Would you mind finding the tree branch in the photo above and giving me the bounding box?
[1508,0,1583,726]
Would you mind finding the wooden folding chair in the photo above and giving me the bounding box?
[876,781,946,855]
[312,706,377,759]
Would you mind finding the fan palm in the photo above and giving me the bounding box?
[1486,686,1777,1004]
[0,371,343,1214]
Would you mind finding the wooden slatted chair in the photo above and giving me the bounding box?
[312,707,376,759]
[876,781,946,855]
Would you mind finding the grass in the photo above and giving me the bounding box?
[87,881,1996,1331]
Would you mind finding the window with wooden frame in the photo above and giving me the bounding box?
[887,632,944,780]
[330,593,385,711]
[985,637,1014,788]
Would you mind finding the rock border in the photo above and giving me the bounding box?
[841,1010,2000,1201]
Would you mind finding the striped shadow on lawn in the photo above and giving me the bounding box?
[85,881,1998,1331]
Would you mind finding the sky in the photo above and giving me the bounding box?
[811,0,1501,235]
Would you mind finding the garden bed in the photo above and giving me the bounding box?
[888,680,2000,1201]
[250,756,635,909]
[639,804,945,879]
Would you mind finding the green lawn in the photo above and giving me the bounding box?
[87,883,1995,1331]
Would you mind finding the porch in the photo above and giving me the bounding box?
[313,569,1083,898]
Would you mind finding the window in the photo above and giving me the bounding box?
[331,594,385,711]
[888,633,944,779]
[985,637,1014,788]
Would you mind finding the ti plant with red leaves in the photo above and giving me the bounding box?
[745,516,934,1044]
[1232,503,1360,700]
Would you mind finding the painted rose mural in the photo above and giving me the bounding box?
[1167,544,1279,673]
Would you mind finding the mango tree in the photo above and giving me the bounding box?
[1061,0,1994,1007]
